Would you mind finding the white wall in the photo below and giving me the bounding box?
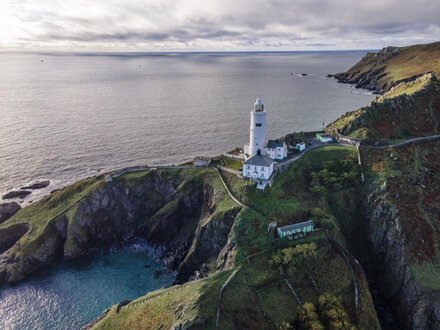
[242,163,273,180]
[249,110,267,157]
[266,145,287,160]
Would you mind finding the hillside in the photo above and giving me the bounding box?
[360,139,440,328]
[0,149,380,329]
[333,41,440,93]
[93,147,379,329]
[328,73,440,143]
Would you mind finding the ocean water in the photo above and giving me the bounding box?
[0,51,374,203]
[0,243,174,329]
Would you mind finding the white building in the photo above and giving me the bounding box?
[242,151,274,190]
[266,139,288,160]
[296,142,306,152]
[244,98,267,158]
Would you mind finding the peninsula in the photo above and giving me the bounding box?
[1,41,440,330]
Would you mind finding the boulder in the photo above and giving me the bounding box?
[2,190,31,199]
[0,202,21,224]
[21,180,50,190]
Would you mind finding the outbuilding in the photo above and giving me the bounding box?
[277,220,315,239]
[193,157,212,167]
[316,133,334,143]
[295,142,306,152]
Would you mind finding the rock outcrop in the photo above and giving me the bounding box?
[333,41,440,93]
[2,190,31,200]
[0,202,21,224]
[328,74,440,143]
[0,169,241,285]
[366,186,440,329]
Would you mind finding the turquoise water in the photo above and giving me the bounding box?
[0,243,174,329]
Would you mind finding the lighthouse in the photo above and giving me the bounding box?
[245,98,267,158]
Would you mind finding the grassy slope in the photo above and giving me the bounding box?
[336,41,440,92]
[94,146,379,329]
[361,140,440,291]
[328,74,440,142]
[0,176,104,239]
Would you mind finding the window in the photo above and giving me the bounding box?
[256,123,262,127]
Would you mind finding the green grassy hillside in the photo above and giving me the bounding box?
[93,147,380,329]
[334,41,440,93]
[328,74,440,143]
[361,140,440,292]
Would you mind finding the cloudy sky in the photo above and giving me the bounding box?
[1,0,439,52]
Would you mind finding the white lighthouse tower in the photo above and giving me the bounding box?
[244,98,267,158]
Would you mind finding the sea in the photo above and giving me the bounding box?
[0,242,174,329]
[0,51,374,203]
[0,51,375,329]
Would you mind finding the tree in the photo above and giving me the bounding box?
[317,294,356,330]
[278,321,294,330]
[297,302,324,330]
[270,243,318,275]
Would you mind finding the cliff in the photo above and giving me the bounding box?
[328,74,440,143]
[333,41,440,93]
[0,168,241,285]
[361,140,440,329]
[0,150,381,328]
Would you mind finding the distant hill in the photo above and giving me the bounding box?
[333,41,440,93]
[328,73,440,143]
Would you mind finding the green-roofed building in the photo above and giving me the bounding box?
[277,220,315,239]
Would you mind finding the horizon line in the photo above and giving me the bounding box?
[0,49,379,56]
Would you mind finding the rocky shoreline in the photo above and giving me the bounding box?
[0,169,240,286]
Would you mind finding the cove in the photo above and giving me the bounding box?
[0,242,174,329]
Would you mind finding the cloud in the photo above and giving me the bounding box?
[1,0,440,51]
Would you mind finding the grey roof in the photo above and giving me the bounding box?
[277,220,314,232]
[266,139,285,149]
[244,153,274,167]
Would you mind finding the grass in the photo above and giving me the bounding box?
[224,146,357,221]
[215,156,243,170]
[337,41,440,92]
[93,270,231,330]
[0,176,103,239]
[362,140,440,291]
[379,73,432,100]
[217,242,360,329]
[3,144,379,329]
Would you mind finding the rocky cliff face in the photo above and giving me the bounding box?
[328,74,440,143]
[366,186,440,329]
[0,169,241,285]
[333,41,440,93]
[361,140,440,329]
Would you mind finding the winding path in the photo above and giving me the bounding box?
[369,134,440,149]
[215,168,249,209]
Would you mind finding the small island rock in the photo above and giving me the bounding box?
[2,190,32,200]
[0,202,21,224]
[21,180,50,190]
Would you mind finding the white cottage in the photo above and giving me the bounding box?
[265,139,288,160]
[242,151,274,190]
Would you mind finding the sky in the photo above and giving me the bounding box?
[1,0,440,52]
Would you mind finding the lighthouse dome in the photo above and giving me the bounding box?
[254,98,264,111]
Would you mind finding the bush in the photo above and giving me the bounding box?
[309,159,360,194]
[310,208,336,230]
[297,302,325,330]
[317,294,356,330]
[270,243,318,275]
